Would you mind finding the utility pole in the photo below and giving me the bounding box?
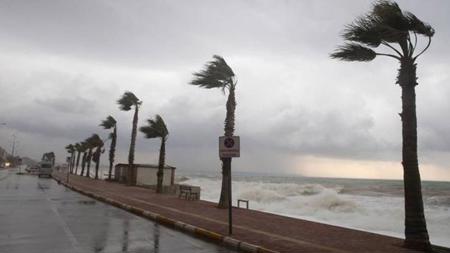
[11,134,16,157]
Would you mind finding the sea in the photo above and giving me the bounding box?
[177,170,450,248]
[92,166,450,247]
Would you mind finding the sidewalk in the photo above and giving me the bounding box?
[53,172,445,253]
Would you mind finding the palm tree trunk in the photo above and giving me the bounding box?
[127,105,138,185]
[218,85,236,208]
[129,106,138,165]
[71,153,75,173]
[75,151,81,175]
[156,139,166,193]
[86,148,92,178]
[108,127,117,180]
[94,148,101,180]
[80,152,86,176]
[397,58,431,251]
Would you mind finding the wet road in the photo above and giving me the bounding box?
[0,169,237,253]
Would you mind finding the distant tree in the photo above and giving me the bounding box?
[190,55,237,208]
[117,91,142,184]
[42,152,56,166]
[84,136,96,178]
[80,142,88,176]
[65,144,75,172]
[74,142,82,175]
[100,116,117,180]
[89,134,104,180]
[330,1,434,250]
[140,115,169,193]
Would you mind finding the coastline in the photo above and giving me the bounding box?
[52,171,450,253]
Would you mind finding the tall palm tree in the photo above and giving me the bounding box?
[80,142,88,176]
[190,55,237,208]
[117,91,142,185]
[65,144,75,172]
[74,142,82,175]
[331,1,434,250]
[100,116,117,180]
[84,136,96,178]
[89,134,104,180]
[140,115,169,193]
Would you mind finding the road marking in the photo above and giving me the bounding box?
[39,182,84,252]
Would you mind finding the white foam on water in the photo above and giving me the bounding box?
[182,176,450,247]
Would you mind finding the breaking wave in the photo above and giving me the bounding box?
[181,176,450,248]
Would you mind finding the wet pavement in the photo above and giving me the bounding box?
[0,169,237,253]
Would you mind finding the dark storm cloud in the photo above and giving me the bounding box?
[1,0,450,178]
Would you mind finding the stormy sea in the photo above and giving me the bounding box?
[176,170,450,248]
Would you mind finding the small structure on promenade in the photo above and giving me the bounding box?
[114,163,176,187]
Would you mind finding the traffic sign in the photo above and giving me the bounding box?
[219,136,240,158]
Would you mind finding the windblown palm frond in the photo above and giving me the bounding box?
[65,144,75,153]
[140,115,168,140]
[88,134,104,148]
[331,43,376,61]
[100,116,117,129]
[117,92,141,111]
[332,0,434,61]
[190,55,235,89]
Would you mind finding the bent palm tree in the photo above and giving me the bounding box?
[89,134,104,180]
[331,1,434,250]
[74,142,82,175]
[190,55,237,208]
[84,136,96,178]
[140,115,169,193]
[65,144,75,172]
[80,142,88,176]
[100,116,117,180]
[118,92,142,184]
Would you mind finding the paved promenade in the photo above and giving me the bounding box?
[53,172,447,253]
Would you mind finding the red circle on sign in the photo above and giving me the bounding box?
[224,138,235,148]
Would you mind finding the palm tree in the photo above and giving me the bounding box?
[117,91,142,185]
[65,144,75,172]
[84,136,96,178]
[89,134,104,180]
[330,1,434,250]
[74,142,82,175]
[100,116,117,180]
[80,142,88,176]
[190,55,237,208]
[140,115,169,193]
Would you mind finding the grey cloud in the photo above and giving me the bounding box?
[1,0,450,178]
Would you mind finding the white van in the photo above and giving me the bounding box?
[38,162,53,178]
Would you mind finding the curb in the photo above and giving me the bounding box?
[54,176,279,253]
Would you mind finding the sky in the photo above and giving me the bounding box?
[0,0,449,181]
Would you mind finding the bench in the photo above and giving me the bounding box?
[178,185,198,200]
[237,199,249,209]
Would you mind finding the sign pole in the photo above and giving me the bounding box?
[228,158,232,235]
[219,136,240,235]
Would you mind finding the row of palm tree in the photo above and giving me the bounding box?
[62,1,433,251]
[65,92,170,193]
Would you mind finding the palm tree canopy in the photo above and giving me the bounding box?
[100,115,117,129]
[190,55,235,90]
[117,91,141,111]
[140,114,169,140]
[331,0,434,61]
[88,134,104,148]
[65,144,75,153]
[74,142,81,151]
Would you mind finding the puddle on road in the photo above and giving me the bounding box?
[78,200,96,205]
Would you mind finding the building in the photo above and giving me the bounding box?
[114,163,176,187]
